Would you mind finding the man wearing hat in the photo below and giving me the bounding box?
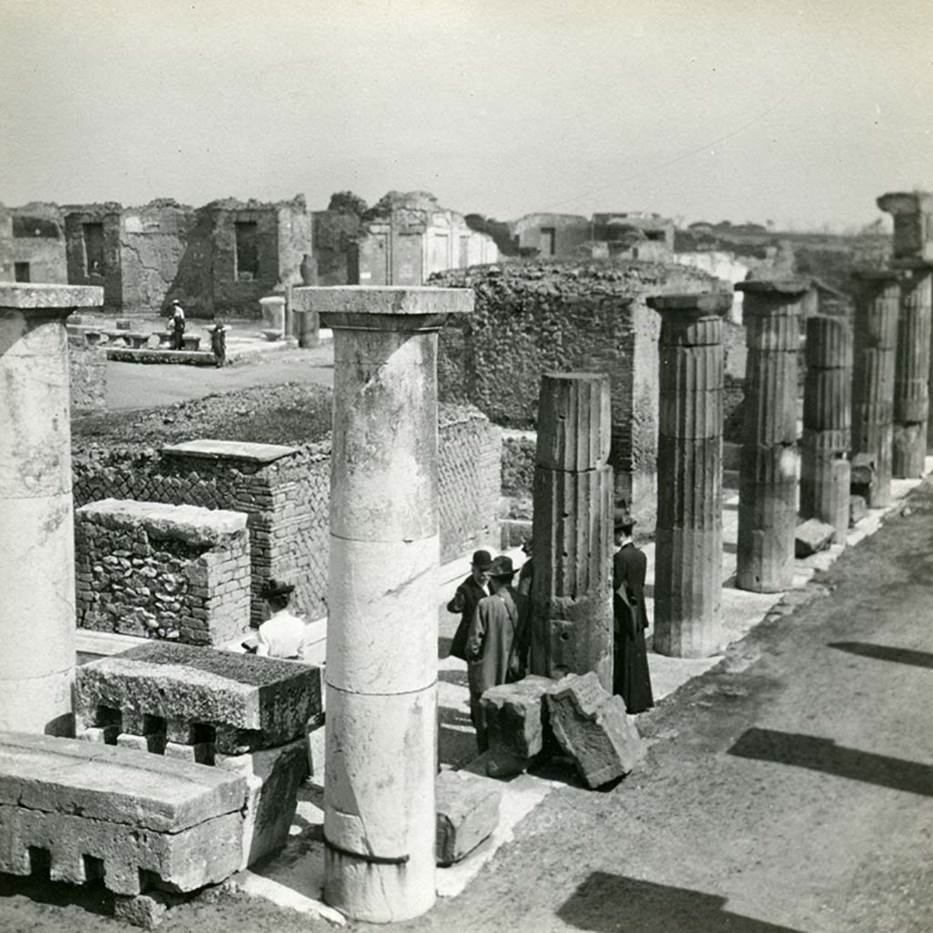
[446,549,493,662]
[255,577,305,660]
[465,555,522,753]
[612,507,654,713]
[170,299,186,350]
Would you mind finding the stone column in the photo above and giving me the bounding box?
[0,284,103,735]
[800,316,852,539]
[646,293,728,658]
[877,191,933,264]
[891,261,932,477]
[301,286,472,923]
[734,280,809,593]
[259,294,286,339]
[529,373,613,690]
[851,270,899,507]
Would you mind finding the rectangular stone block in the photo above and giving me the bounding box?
[435,769,502,866]
[0,732,248,895]
[75,642,322,754]
[849,494,868,527]
[795,519,836,557]
[480,675,555,768]
[545,672,645,788]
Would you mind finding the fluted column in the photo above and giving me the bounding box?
[530,373,613,691]
[299,286,472,923]
[0,284,103,735]
[892,261,932,477]
[734,280,809,593]
[647,293,728,658]
[801,316,852,539]
[851,269,899,506]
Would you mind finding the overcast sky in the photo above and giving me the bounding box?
[1,0,930,229]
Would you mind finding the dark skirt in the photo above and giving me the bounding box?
[613,612,654,714]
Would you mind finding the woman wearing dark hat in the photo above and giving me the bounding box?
[612,508,654,713]
[170,299,186,350]
[465,555,522,753]
[446,550,492,661]
[255,577,305,660]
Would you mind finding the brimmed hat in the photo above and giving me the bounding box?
[613,508,636,531]
[489,555,518,579]
[471,550,493,571]
[171,299,181,305]
[261,577,295,599]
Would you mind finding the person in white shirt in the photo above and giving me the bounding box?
[256,578,305,659]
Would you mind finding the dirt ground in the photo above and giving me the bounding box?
[3,479,932,930]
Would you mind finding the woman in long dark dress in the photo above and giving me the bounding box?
[612,509,655,713]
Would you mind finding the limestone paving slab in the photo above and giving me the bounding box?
[75,643,322,753]
[435,769,502,866]
[162,439,299,464]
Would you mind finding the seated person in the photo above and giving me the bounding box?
[251,577,305,660]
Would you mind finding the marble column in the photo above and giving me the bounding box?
[801,316,852,539]
[851,270,899,507]
[0,284,103,735]
[300,286,472,923]
[891,261,932,478]
[734,280,809,593]
[529,372,613,690]
[646,293,728,658]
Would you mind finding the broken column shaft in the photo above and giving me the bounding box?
[891,262,932,477]
[530,373,614,690]
[0,284,103,734]
[304,286,472,923]
[647,292,729,658]
[851,270,899,507]
[801,316,852,539]
[734,280,809,593]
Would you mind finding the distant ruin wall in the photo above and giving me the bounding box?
[68,338,107,414]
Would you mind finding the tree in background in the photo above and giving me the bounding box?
[327,191,368,217]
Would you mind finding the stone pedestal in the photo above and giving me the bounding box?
[734,280,808,593]
[647,293,728,658]
[259,295,286,340]
[851,270,899,507]
[303,286,472,923]
[892,262,932,477]
[530,373,613,690]
[291,288,321,348]
[801,316,852,539]
[0,284,103,735]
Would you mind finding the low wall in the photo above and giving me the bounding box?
[75,499,251,646]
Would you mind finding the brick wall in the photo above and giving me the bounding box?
[72,404,500,624]
[75,499,250,646]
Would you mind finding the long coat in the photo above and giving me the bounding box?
[612,543,655,713]
[447,574,488,661]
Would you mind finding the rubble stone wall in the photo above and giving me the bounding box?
[75,500,251,646]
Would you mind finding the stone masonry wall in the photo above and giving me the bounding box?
[75,500,250,646]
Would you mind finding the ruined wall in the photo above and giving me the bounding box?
[510,213,591,258]
[9,204,67,283]
[312,210,361,285]
[67,336,108,414]
[75,500,251,646]
[72,405,501,622]
[64,205,123,309]
[432,260,718,524]
[0,206,13,280]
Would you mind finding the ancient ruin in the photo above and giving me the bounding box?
[734,279,809,593]
[647,292,728,658]
[529,372,614,689]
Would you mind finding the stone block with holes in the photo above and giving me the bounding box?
[74,642,322,755]
[0,732,248,899]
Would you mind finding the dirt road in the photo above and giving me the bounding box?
[2,482,931,932]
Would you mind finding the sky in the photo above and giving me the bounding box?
[1,0,930,230]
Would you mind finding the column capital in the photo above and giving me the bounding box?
[851,267,900,283]
[292,286,473,332]
[877,191,933,215]
[734,278,811,297]
[646,292,732,315]
[0,284,104,316]
[890,258,933,275]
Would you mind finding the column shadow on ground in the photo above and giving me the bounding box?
[0,870,112,919]
[827,641,933,669]
[556,871,804,932]
[727,727,933,797]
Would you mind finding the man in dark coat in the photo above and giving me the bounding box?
[612,508,654,714]
[446,549,492,661]
[465,555,521,753]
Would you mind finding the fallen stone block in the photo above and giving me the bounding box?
[435,769,502,866]
[75,642,322,754]
[215,737,308,870]
[849,494,868,527]
[113,890,185,929]
[480,675,554,776]
[795,518,836,557]
[546,672,645,788]
[0,732,247,896]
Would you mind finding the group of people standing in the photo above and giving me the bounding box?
[448,507,654,754]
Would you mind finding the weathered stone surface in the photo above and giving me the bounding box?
[435,770,502,866]
[215,737,308,869]
[112,891,184,930]
[546,672,644,788]
[849,494,868,527]
[76,498,246,545]
[795,519,836,557]
[535,372,612,471]
[480,675,554,763]
[0,732,246,896]
[162,439,299,464]
[877,191,933,262]
[106,347,218,365]
[75,643,321,753]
